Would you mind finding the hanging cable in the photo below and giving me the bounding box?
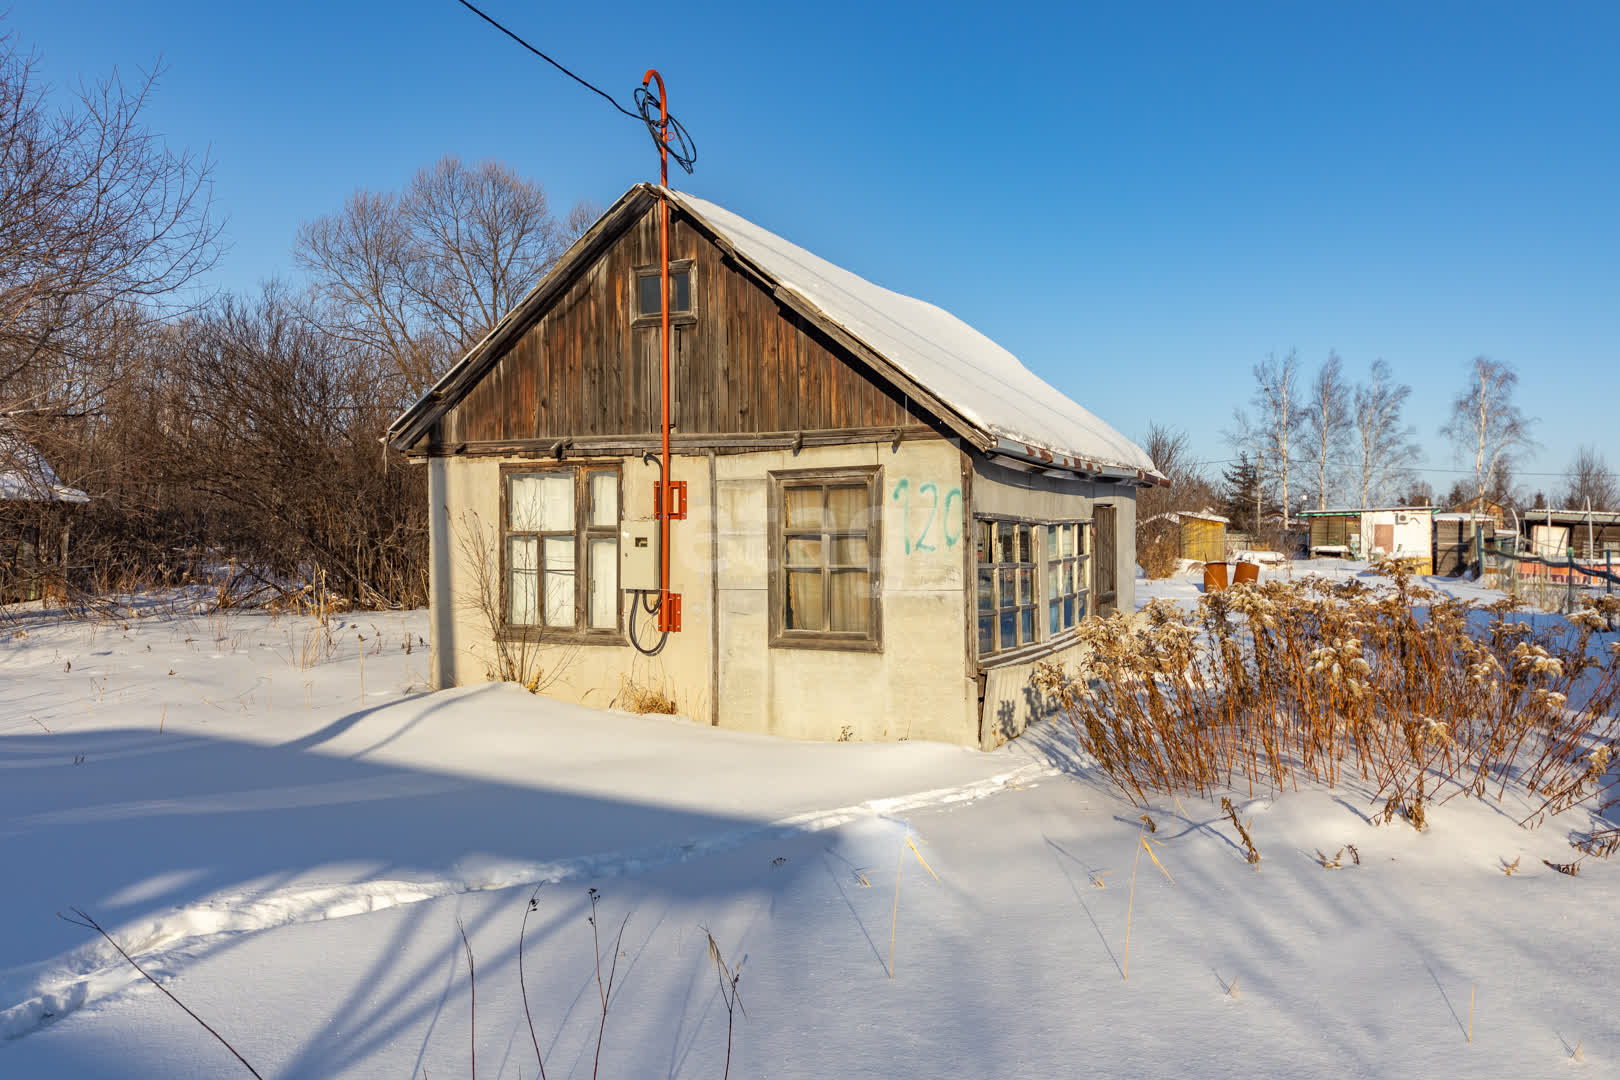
[454,0,696,173]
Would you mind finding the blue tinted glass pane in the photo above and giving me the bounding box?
[1049,601,1060,635]
[978,616,994,655]
[1020,609,1034,643]
[999,610,1015,649]
[1064,596,1075,627]
[638,273,660,316]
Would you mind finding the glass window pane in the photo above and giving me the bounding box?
[1077,526,1087,556]
[976,568,994,612]
[508,537,538,625]
[1050,600,1061,635]
[1046,524,1057,556]
[542,537,575,627]
[827,570,870,633]
[1063,560,1075,595]
[1020,608,1034,644]
[1017,525,1033,563]
[997,524,1016,564]
[786,537,824,567]
[999,610,1016,648]
[638,272,660,316]
[785,569,824,630]
[671,269,691,313]
[831,535,869,566]
[1063,596,1075,628]
[588,537,616,629]
[588,472,618,527]
[510,473,574,532]
[977,520,993,564]
[978,615,995,655]
[1047,562,1060,601]
[999,569,1015,605]
[1018,568,1033,604]
[784,486,823,529]
[827,485,867,531]
[1063,524,1076,557]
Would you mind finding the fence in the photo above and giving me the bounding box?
[1479,528,1620,615]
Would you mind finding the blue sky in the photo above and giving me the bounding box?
[13,1,1617,499]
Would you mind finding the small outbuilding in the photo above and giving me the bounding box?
[1302,506,1435,572]
[388,184,1165,749]
[0,431,89,602]
[1142,510,1228,563]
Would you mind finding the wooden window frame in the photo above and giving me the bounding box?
[974,516,1040,658]
[498,461,626,645]
[767,465,883,652]
[630,258,697,329]
[1045,521,1092,637]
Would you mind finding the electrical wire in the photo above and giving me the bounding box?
[454,0,696,174]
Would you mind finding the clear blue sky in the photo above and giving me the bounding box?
[13,1,1617,499]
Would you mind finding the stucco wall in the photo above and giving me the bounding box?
[427,452,717,720]
[712,437,975,744]
[967,454,1140,749]
[427,436,978,745]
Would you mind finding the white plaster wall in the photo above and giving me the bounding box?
[429,452,717,721]
[713,437,976,745]
[1359,510,1433,561]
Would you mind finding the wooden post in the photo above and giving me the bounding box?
[1567,547,1576,613]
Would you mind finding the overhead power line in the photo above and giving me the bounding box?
[453,0,697,174]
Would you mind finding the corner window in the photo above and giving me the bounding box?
[503,465,621,637]
[976,519,1036,655]
[1046,522,1090,635]
[634,260,693,321]
[770,467,882,650]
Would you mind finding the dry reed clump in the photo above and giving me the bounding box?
[615,674,679,715]
[1033,568,1620,838]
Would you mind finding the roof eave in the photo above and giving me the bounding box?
[985,437,1166,486]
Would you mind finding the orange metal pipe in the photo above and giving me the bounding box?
[643,68,674,630]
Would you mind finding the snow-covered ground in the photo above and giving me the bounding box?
[3,571,1617,1078]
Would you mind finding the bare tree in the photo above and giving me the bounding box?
[0,26,219,416]
[1561,445,1619,511]
[1352,359,1420,508]
[1300,351,1351,509]
[296,157,594,399]
[1236,351,1300,524]
[1440,356,1536,506]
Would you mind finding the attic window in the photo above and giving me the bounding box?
[634,260,693,322]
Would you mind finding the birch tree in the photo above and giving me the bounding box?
[1300,352,1351,509]
[1440,356,1536,506]
[1248,351,1300,524]
[1352,359,1420,508]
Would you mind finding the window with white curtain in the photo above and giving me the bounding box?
[503,465,620,638]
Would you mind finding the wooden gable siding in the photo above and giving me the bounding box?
[431,202,926,449]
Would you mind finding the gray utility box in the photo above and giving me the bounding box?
[619,520,660,592]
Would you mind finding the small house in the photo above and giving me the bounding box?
[387,184,1164,748]
[0,430,89,602]
[1302,506,1435,572]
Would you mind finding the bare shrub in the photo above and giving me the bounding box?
[455,510,575,692]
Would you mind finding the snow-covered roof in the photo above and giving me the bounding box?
[0,432,88,503]
[665,190,1158,479]
[388,184,1161,483]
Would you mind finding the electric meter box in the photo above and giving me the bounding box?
[619,520,660,592]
